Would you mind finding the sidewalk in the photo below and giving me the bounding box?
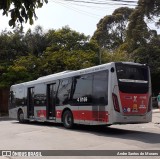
[152,109,160,113]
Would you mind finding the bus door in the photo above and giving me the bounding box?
[27,87,34,118]
[47,83,58,119]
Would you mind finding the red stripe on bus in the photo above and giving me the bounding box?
[56,110,108,122]
[37,110,46,117]
[36,109,109,123]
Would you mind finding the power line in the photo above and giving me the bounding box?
[58,0,137,6]
[49,0,138,20]
[57,0,119,10]
[50,0,102,19]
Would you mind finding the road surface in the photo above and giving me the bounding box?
[0,110,160,159]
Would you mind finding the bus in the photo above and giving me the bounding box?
[9,62,152,129]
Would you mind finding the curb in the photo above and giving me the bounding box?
[0,116,11,121]
[152,109,160,113]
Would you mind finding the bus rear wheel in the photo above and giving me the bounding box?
[63,110,74,129]
[18,110,25,123]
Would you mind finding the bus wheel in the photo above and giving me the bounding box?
[18,110,25,123]
[63,110,74,129]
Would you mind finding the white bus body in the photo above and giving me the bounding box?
[9,62,152,128]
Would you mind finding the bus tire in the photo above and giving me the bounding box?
[18,110,25,123]
[62,110,74,129]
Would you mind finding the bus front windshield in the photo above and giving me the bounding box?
[115,63,149,94]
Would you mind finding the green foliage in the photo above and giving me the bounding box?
[23,25,48,57]
[92,2,160,94]
[41,26,98,75]
[138,0,160,26]
[120,1,160,94]
[13,54,40,78]
[0,0,48,28]
[92,7,133,65]
[46,26,90,52]
[101,49,131,64]
[0,26,98,88]
[127,0,160,51]
[40,50,96,75]
[92,7,134,51]
[0,65,31,88]
[0,0,160,94]
[0,27,28,64]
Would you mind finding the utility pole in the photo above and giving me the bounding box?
[99,48,102,65]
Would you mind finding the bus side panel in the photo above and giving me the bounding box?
[56,105,109,125]
[55,69,111,125]
[106,63,117,125]
[9,106,28,120]
[9,108,17,119]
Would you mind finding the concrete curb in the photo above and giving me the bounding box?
[0,116,12,121]
[152,109,160,113]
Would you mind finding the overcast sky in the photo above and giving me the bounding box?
[1,0,158,36]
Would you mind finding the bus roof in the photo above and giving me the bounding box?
[10,62,146,88]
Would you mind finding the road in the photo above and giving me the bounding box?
[0,110,160,159]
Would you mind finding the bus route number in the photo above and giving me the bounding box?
[77,97,88,102]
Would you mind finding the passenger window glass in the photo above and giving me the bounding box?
[57,78,72,106]
[71,74,93,105]
[34,84,46,106]
[93,71,108,106]
[9,91,15,108]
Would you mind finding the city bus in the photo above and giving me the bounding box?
[9,62,152,128]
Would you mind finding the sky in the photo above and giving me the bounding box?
[0,0,158,36]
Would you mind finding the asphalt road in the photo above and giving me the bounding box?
[0,110,160,159]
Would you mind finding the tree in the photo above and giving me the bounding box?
[92,7,134,51]
[123,4,160,94]
[0,26,99,88]
[0,0,48,28]
[0,27,28,64]
[24,26,48,57]
[127,0,160,44]
[99,48,130,64]
[123,0,160,66]
[138,0,160,26]
[0,54,40,88]
[0,65,31,88]
[0,25,99,88]
[40,26,98,75]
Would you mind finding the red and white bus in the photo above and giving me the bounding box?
[9,62,152,128]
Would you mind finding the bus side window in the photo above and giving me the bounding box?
[71,74,93,105]
[15,88,25,106]
[93,71,108,106]
[57,78,72,106]
[9,91,15,108]
[34,84,46,106]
